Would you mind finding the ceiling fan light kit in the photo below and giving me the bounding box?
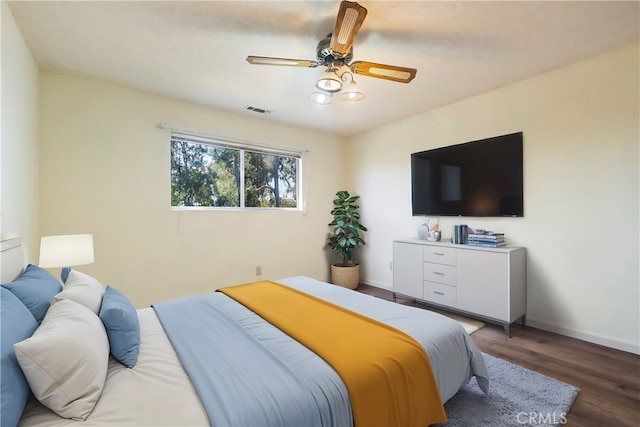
[313,69,365,104]
[246,0,417,106]
[340,80,365,102]
[316,70,343,92]
[308,91,333,105]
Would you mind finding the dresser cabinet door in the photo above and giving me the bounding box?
[456,249,509,321]
[392,242,424,299]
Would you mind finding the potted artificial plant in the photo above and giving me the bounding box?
[327,190,367,289]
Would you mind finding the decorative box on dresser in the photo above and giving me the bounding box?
[393,239,526,336]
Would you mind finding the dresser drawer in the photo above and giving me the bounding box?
[423,281,457,307]
[423,246,456,265]
[423,263,457,286]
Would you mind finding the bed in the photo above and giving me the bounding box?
[1,237,489,426]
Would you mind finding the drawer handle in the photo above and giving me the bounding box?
[433,252,445,256]
[433,291,445,296]
[433,271,445,276]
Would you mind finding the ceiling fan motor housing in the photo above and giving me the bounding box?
[316,33,353,67]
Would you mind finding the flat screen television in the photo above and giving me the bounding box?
[411,132,523,217]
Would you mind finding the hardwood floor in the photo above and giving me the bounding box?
[356,284,640,427]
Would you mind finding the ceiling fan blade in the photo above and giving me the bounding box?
[246,56,320,68]
[350,61,417,83]
[330,1,368,56]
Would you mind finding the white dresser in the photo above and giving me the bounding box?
[393,239,526,336]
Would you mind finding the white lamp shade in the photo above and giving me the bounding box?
[39,234,95,268]
[316,71,343,92]
[340,81,365,102]
[308,91,333,105]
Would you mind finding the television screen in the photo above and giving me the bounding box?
[411,132,523,217]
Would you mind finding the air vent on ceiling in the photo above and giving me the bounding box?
[245,106,272,115]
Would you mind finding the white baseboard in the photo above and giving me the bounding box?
[526,318,640,355]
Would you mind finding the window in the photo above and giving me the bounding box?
[170,134,300,209]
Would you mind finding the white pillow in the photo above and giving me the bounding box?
[53,269,105,314]
[14,299,109,420]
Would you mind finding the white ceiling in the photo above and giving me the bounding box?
[8,0,639,137]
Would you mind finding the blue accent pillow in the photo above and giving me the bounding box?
[61,266,72,283]
[1,287,39,427]
[2,264,62,323]
[99,286,140,368]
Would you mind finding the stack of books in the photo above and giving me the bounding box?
[467,230,506,248]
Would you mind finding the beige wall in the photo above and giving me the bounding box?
[1,2,40,262]
[347,43,640,354]
[38,73,346,306]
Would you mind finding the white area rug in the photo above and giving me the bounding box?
[442,312,485,334]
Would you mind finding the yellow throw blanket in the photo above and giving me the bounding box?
[219,281,447,427]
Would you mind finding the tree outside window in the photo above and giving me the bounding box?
[170,135,299,209]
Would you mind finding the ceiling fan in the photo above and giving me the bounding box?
[246,1,417,103]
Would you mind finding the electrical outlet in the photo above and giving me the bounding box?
[256,266,262,276]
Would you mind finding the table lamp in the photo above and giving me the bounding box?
[39,234,95,282]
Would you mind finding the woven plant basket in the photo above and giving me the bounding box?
[330,264,360,289]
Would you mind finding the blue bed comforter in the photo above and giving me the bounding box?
[153,276,488,427]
